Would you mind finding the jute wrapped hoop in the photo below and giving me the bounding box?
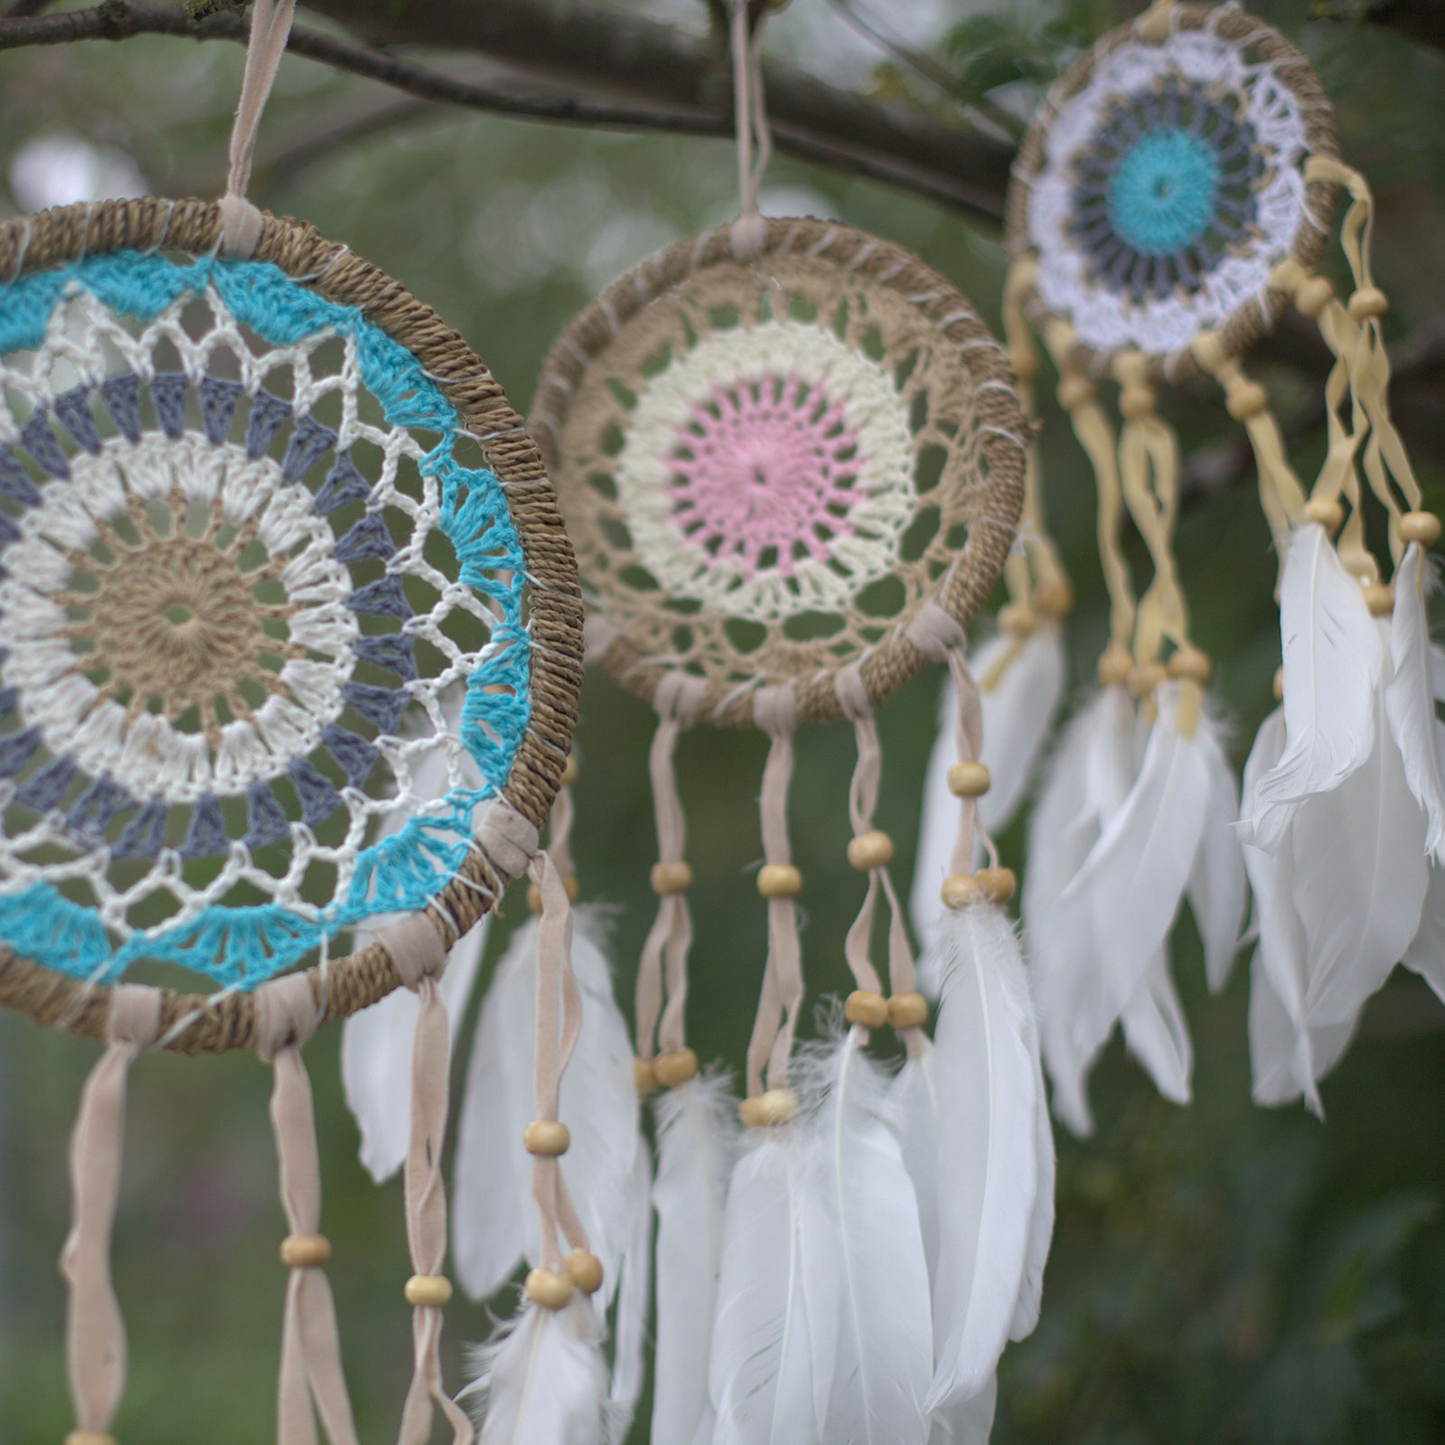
[1005,3,1338,380]
[531,216,1028,728]
[0,197,583,1053]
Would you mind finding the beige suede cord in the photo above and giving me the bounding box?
[60,984,162,1438]
[219,0,297,256]
[745,686,804,1098]
[728,0,772,261]
[255,975,358,1445]
[528,851,592,1266]
[370,925,472,1445]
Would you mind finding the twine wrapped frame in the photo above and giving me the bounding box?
[1006,3,1339,381]
[0,198,583,1052]
[531,217,1029,729]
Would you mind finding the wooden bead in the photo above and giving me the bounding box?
[529,877,581,911]
[651,860,694,895]
[524,1267,575,1310]
[1294,275,1334,319]
[564,1250,605,1294]
[847,830,894,871]
[280,1233,331,1269]
[947,761,990,798]
[1057,374,1095,412]
[941,873,986,910]
[1303,496,1345,534]
[633,1057,659,1094]
[652,1047,699,1088]
[404,1274,453,1308]
[887,992,929,1030]
[844,989,889,1029]
[1348,286,1389,322]
[757,864,802,898]
[998,602,1037,636]
[1127,662,1167,698]
[1363,582,1395,617]
[977,866,1017,904]
[66,1432,118,1445]
[738,1089,800,1128]
[1399,511,1442,548]
[1273,666,1285,704]
[1119,383,1156,420]
[1097,646,1133,687]
[523,1120,570,1156]
[1033,581,1074,617]
[1226,381,1270,422]
[561,755,580,787]
[1167,647,1212,684]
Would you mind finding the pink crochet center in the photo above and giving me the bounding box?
[668,371,861,577]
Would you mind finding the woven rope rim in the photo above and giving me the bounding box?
[0,197,583,1053]
[530,216,1027,729]
[1005,3,1339,381]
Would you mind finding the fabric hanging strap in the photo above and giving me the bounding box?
[60,983,163,1440]
[745,684,803,1098]
[255,974,359,1445]
[527,851,592,1262]
[373,916,473,1445]
[835,666,916,1032]
[729,0,774,260]
[218,0,298,256]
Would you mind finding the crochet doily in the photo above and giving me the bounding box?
[531,218,1027,727]
[1007,3,1337,374]
[0,200,580,1044]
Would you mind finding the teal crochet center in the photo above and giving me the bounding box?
[0,251,530,991]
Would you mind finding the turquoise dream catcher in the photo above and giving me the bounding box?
[0,4,582,1442]
[910,0,1443,1140]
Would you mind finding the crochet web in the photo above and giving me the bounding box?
[1015,6,1330,360]
[0,253,528,990]
[535,233,1015,713]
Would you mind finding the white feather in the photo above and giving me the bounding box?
[1119,950,1192,1105]
[800,1031,932,1445]
[910,626,1067,955]
[467,1295,608,1445]
[1023,686,1139,1133]
[1242,523,1381,852]
[925,904,1041,1414]
[1186,714,1248,993]
[891,1052,941,1277]
[1289,677,1429,1028]
[1008,1020,1055,1345]
[651,1074,741,1445]
[1404,852,1445,1006]
[928,1377,996,1445]
[1386,544,1445,862]
[341,915,487,1182]
[607,1147,653,1445]
[708,1131,833,1445]
[452,910,641,1302]
[1045,684,1212,1124]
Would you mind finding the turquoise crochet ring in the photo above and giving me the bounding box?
[0,199,581,1050]
[1006,2,1337,376]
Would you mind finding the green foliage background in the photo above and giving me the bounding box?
[0,2,1442,1440]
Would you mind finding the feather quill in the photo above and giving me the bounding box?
[1242,523,1381,852]
[1386,544,1445,861]
[801,1030,932,1445]
[466,1296,608,1445]
[910,626,1066,949]
[452,910,641,1302]
[651,1074,741,1445]
[707,1131,833,1445]
[925,903,1041,1413]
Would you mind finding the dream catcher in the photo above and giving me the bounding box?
[944,0,1443,1131]
[435,5,1054,1442]
[0,4,582,1442]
